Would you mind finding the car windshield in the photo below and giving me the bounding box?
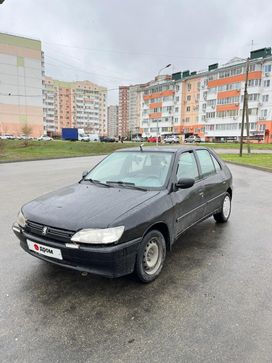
[85,151,173,189]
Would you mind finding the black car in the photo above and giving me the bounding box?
[13,147,232,283]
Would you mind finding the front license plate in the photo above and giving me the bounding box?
[27,240,63,260]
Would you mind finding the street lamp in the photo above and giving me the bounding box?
[158,64,171,76]
[156,64,171,147]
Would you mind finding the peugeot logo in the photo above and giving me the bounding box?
[42,226,48,235]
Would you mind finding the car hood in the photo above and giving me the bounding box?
[22,183,160,231]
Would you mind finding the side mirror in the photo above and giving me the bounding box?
[82,170,88,179]
[176,178,195,189]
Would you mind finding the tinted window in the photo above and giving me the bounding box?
[177,152,199,180]
[196,150,216,177]
[211,154,221,171]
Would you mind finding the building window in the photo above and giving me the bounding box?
[187,95,191,101]
[264,80,270,87]
[186,106,190,112]
[262,94,269,102]
[264,64,271,73]
[260,109,268,119]
[187,83,191,91]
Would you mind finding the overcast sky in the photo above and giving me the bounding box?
[0,0,272,103]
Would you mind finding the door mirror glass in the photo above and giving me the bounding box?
[176,178,195,189]
[82,170,88,179]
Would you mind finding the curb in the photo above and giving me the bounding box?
[225,161,272,173]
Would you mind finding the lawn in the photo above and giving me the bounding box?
[221,153,272,170]
[0,140,136,162]
[198,142,272,150]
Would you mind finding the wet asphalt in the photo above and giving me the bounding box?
[0,156,272,363]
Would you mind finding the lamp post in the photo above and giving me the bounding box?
[156,64,171,147]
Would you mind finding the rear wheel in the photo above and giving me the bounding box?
[213,193,231,223]
[135,230,166,283]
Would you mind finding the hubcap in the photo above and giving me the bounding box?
[143,238,162,275]
[223,195,231,218]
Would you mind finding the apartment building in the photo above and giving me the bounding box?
[43,78,107,136]
[118,86,129,137]
[0,32,43,137]
[107,105,118,137]
[141,75,182,138]
[139,47,272,143]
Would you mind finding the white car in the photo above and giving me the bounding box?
[164,135,180,144]
[0,134,15,140]
[37,135,53,141]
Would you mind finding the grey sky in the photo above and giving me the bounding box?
[0,0,272,103]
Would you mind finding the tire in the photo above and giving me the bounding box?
[135,230,166,283]
[213,193,231,223]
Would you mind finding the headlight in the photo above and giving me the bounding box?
[17,210,27,228]
[71,226,125,244]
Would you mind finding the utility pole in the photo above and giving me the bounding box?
[239,58,250,157]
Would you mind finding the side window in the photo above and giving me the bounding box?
[211,154,221,172]
[196,150,216,177]
[177,152,199,180]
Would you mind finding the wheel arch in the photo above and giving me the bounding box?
[143,222,171,251]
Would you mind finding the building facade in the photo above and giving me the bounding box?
[138,48,272,143]
[0,32,43,137]
[107,105,118,137]
[118,86,129,137]
[43,78,107,136]
[141,75,182,138]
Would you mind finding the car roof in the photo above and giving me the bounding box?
[116,146,211,154]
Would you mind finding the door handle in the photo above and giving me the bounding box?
[199,191,204,198]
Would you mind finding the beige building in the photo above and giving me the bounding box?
[107,105,118,137]
[43,78,107,136]
[0,32,43,137]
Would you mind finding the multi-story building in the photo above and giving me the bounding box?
[107,105,118,137]
[118,86,129,137]
[139,48,272,143]
[140,75,182,138]
[43,78,107,136]
[0,32,44,137]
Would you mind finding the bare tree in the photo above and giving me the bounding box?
[21,124,33,146]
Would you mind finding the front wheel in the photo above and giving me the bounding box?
[213,193,231,223]
[135,230,166,283]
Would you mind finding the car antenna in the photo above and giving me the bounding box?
[140,143,144,152]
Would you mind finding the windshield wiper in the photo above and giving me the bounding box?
[106,181,147,191]
[85,178,112,188]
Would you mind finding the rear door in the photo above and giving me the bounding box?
[195,149,226,216]
[172,151,205,237]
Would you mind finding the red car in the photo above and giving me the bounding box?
[148,136,161,143]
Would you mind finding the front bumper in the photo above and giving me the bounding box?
[12,224,141,278]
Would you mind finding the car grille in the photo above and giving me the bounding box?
[25,220,75,243]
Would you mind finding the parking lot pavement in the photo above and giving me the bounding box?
[0,157,272,363]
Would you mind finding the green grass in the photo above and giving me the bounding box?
[198,142,272,150]
[0,140,137,162]
[0,139,272,164]
[221,153,272,170]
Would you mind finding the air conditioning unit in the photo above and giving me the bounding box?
[265,72,270,77]
[211,105,215,109]
[235,103,239,107]
[233,116,238,120]
[258,102,263,106]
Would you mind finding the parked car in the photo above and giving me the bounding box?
[100,136,116,142]
[0,134,15,140]
[164,135,180,144]
[87,134,100,142]
[131,136,143,142]
[37,135,53,141]
[148,136,161,143]
[17,134,33,140]
[13,146,232,283]
[184,135,201,143]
